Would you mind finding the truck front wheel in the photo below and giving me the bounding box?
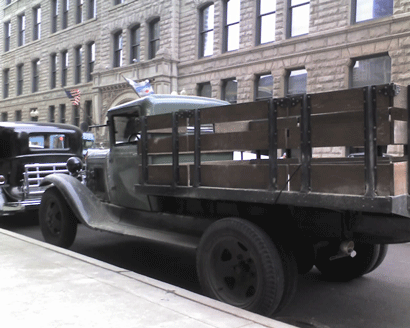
[39,187,77,249]
[315,242,380,281]
[196,218,288,316]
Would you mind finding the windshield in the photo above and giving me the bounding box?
[29,134,69,150]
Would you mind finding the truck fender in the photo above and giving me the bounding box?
[41,173,106,228]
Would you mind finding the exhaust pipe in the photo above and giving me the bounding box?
[330,240,357,261]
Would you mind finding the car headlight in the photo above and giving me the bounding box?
[0,175,6,185]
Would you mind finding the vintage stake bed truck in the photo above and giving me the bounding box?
[39,85,410,316]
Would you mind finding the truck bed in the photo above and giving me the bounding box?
[134,84,410,218]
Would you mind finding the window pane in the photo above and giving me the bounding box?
[256,74,273,99]
[227,24,239,51]
[288,69,307,95]
[356,0,393,22]
[198,83,212,98]
[260,0,276,14]
[291,4,309,36]
[203,31,214,57]
[352,56,391,88]
[224,79,237,103]
[226,0,240,25]
[261,13,275,44]
[203,5,214,31]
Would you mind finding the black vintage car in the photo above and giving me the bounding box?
[0,122,83,216]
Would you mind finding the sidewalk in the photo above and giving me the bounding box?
[0,228,296,328]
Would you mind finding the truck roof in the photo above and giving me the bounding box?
[107,94,230,117]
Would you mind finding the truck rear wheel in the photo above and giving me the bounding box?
[39,187,77,249]
[196,217,289,316]
[315,242,380,281]
[365,244,388,274]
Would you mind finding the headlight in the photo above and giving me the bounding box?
[0,175,6,185]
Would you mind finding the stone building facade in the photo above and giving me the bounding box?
[1,0,410,147]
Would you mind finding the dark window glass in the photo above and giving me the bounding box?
[198,82,212,98]
[113,31,123,67]
[287,69,307,95]
[351,55,391,88]
[52,0,58,33]
[60,104,66,123]
[17,64,24,95]
[88,0,96,19]
[87,42,95,81]
[15,110,22,121]
[4,21,11,52]
[49,106,55,122]
[51,53,57,89]
[33,7,41,40]
[61,50,68,86]
[3,69,9,99]
[255,74,273,100]
[18,14,26,46]
[62,0,69,29]
[75,46,82,84]
[77,0,83,24]
[222,79,238,103]
[1,112,8,121]
[130,25,140,63]
[32,60,40,93]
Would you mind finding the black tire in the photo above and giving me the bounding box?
[365,244,389,274]
[196,218,286,316]
[315,242,380,281]
[39,187,77,248]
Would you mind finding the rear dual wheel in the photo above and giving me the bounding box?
[196,218,297,316]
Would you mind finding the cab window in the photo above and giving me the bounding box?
[29,134,68,150]
[113,114,140,145]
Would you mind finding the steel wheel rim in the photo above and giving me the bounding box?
[45,200,62,236]
[208,236,260,307]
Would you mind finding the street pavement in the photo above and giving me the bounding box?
[0,228,296,328]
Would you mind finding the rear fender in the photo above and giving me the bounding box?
[41,173,107,228]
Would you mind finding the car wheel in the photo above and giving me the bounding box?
[39,187,77,249]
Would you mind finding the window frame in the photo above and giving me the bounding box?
[61,50,68,87]
[49,105,56,122]
[149,18,160,60]
[199,3,214,58]
[15,110,22,121]
[3,68,9,99]
[4,21,11,52]
[32,59,40,93]
[33,6,42,41]
[287,0,310,38]
[286,68,308,95]
[352,0,393,24]
[256,0,276,45]
[76,0,83,24]
[197,82,212,98]
[130,25,141,63]
[349,54,391,88]
[17,64,24,96]
[221,78,238,104]
[223,0,240,53]
[18,14,26,47]
[87,42,95,82]
[51,0,58,33]
[62,0,69,29]
[88,0,96,19]
[254,73,273,101]
[113,31,123,67]
[60,104,66,123]
[75,45,82,84]
[50,53,57,89]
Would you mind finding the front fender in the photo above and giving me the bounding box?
[41,174,107,228]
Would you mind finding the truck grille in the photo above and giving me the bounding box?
[23,163,68,198]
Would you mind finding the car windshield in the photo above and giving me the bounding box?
[29,134,69,150]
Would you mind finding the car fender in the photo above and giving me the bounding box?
[41,173,107,228]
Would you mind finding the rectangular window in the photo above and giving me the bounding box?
[33,6,42,40]
[287,68,307,95]
[49,106,55,122]
[199,4,214,57]
[223,0,240,52]
[130,25,140,63]
[60,104,66,123]
[355,0,393,23]
[52,0,58,33]
[197,82,212,98]
[76,0,83,24]
[84,100,92,125]
[87,42,95,81]
[3,69,9,99]
[115,0,124,4]
[257,0,276,44]
[6,0,11,5]
[32,59,40,93]
[61,50,68,86]
[15,110,22,121]
[149,18,160,59]
[73,106,80,126]
[222,78,238,103]
[50,53,57,89]
[288,0,310,38]
[351,54,391,88]
[18,14,26,46]
[62,0,69,29]
[17,64,24,95]
[88,0,96,19]
[75,46,82,84]
[30,108,38,122]
[255,74,273,100]
[1,112,8,122]
[4,21,11,52]
[114,32,123,67]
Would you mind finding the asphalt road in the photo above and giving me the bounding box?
[2,213,410,328]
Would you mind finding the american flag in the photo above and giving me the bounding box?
[64,88,81,106]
